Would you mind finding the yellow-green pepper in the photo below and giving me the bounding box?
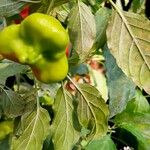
[0,121,13,140]
[0,13,69,83]
[39,92,54,106]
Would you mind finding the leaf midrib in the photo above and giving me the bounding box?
[110,0,150,71]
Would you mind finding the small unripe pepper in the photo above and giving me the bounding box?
[0,13,69,83]
[0,121,13,140]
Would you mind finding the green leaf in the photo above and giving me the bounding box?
[40,0,68,14]
[107,11,150,94]
[104,45,136,118]
[0,88,26,118]
[130,0,145,13]
[68,1,96,62]
[96,0,106,4]
[95,7,111,48]
[40,83,61,99]
[85,135,116,150]
[68,50,80,65]
[77,83,109,139]
[12,107,50,150]
[0,61,28,85]
[55,4,70,23]
[126,89,150,114]
[42,135,53,150]
[88,65,108,102]
[82,0,106,5]
[51,87,79,150]
[70,64,89,75]
[53,0,68,7]
[0,0,25,17]
[114,112,150,150]
[22,89,37,114]
[0,136,10,150]
[114,89,150,150]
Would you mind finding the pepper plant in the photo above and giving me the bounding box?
[0,0,150,150]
